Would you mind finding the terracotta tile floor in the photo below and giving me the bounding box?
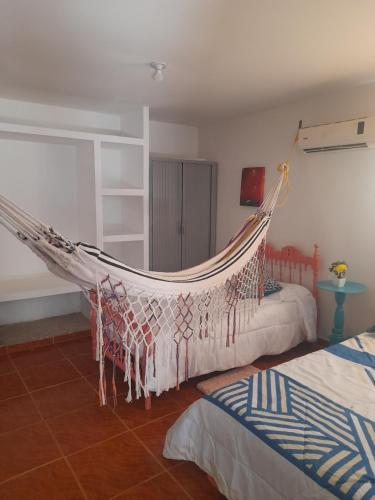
[0,333,327,499]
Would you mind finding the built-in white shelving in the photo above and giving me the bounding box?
[103,234,144,243]
[0,274,79,302]
[96,107,149,271]
[0,121,145,145]
[0,105,149,303]
[101,188,145,196]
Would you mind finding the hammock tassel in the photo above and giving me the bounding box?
[135,347,141,400]
[96,277,107,406]
[226,312,230,348]
[175,342,180,391]
[112,361,117,408]
[185,338,189,381]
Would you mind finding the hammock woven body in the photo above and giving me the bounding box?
[0,163,289,404]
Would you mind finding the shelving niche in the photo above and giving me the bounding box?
[0,105,149,303]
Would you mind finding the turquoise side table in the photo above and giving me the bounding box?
[316,280,367,345]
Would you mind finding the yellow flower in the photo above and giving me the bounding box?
[335,264,347,273]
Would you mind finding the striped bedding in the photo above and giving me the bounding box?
[164,332,375,499]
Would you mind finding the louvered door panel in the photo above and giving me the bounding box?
[182,163,212,269]
[150,160,182,271]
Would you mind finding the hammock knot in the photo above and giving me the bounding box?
[277,161,289,184]
[275,161,289,208]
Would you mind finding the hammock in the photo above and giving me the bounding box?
[0,162,289,404]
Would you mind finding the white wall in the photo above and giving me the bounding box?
[0,294,81,325]
[0,139,79,279]
[150,120,199,157]
[0,98,121,132]
[199,84,375,340]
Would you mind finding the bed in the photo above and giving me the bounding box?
[90,243,319,407]
[164,332,375,499]
[146,281,317,392]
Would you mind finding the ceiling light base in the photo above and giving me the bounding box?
[150,62,166,82]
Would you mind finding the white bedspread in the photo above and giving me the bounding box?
[148,283,317,392]
[164,332,375,500]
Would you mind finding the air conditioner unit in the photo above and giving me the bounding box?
[298,116,375,153]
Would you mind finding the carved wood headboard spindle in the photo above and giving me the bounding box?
[265,243,320,298]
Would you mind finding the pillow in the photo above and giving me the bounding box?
[263,276,282,296]
[244,275,282,298]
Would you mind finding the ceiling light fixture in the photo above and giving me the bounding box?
[150,62,166,82]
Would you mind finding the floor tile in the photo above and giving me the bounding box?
[32,378,97,419]
[20,358,81,391]
[68,353,98,376]
[0,372,26,400]
[68,432,162,500]
[48,403,125,455]
[6,338,54,353]
[0,459,84,500]
[58,338,92,359]
[0,339,325,499]
[168,381,202,408]
[171,462,226,499]
[0,355,14,375]
[0,394,40,434]
[10,345,63,369]
[85,373,101,393]
[117,472,189,499]
[114,392,181,429]
[0,422,60,482]
[85,364,129,398]
[0,313,89,347]
[134,411,183,468]
[54,329,91,344]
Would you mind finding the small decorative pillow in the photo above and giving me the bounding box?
[245,275,282,298]
[263,276,282,296]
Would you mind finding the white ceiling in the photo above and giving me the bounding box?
[1,0,375,124]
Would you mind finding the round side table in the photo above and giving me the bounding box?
[316,280,367,345]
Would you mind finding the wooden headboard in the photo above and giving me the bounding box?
[265,243,320,298]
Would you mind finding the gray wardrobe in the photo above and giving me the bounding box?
[150,159,217,272]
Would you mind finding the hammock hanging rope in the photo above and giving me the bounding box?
[0,161,289,404]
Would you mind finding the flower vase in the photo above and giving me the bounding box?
[332,277,346,288]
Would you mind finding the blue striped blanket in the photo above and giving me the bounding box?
[327,336,375,388]
[204,338,375,499]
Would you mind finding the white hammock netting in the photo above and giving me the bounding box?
[0,163,289,404]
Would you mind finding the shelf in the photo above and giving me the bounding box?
[102,196,144,237]
[103,234,144,243]
[103,222,145,241]
[101,188,144,196]
[0,273,79,302]
[101,142,144,190]
[0,121,145,146]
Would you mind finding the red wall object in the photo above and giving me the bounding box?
[240,167,265,207]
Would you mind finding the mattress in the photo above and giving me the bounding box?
[147,283,317,392]
[164,332,375,500]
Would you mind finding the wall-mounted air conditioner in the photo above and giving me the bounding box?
[298,116,375,153]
